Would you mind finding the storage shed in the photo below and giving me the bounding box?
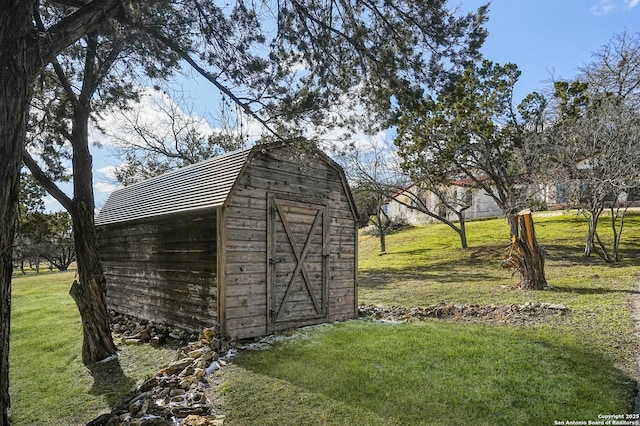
[95,142,358,339]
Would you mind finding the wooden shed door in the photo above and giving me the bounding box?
[267,195,329,331]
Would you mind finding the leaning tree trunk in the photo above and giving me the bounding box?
[454,213,468,249]
[69,207,117,364]
[502,209,547,290]
[68,108,117,365]
[0,3,38,423]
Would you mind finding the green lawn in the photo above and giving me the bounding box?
[212,211,640,425]
[9,270,176,425]
[8,211,640,424]
[217,321,631,425]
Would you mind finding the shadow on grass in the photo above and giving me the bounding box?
[542,244,640,265]
[230,322,635,425]
[359,245,507,289]
[361,242,640,291]
[548,286,640,296]
[87,357,136,405]
[358,267,499,289]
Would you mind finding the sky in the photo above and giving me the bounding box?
[41,0,640,212]
[462,0,640,101]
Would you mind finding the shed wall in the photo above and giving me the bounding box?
[97,210,218,332]
[222,148,357,339]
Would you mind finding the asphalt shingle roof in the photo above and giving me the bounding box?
[95,146,251,226]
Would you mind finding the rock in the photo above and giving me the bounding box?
[188,347,213,361]
[193,357,208,370]
[201,328,216,341]
[129,400,141,414]
[150,334,166,347]
[131,415,171,425]
[182,414,217,426]
[86,413,119,425]
[547,303,566,310]
[179,365,196,377]
[93,315,230,425]
[205,361,220,374]
[123,330,151,342]
[358,302,569,324]
[211,415,226,426]
[166,357,195,374]
[193,368,206,381]
[172,404,210,417]
[179,377,196,389]
[170,328,186,340]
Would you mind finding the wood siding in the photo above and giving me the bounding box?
[96,143,358,340]
[97,210,218,333]
[222,147,357,339]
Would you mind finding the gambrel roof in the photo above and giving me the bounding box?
[95,146,251,226]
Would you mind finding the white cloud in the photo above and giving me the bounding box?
[590,0,615,15]
[90,87,219,147]
[96,165,118,181]
[95,181,120,194]
[90,86,269,150]
[43,196,62,211]
[94,165,122,197]
[590,0,638,14]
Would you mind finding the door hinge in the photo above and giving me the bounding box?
[269,258,281,266]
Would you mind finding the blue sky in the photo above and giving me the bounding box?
[43,0,640,212]
[463,0,640,101]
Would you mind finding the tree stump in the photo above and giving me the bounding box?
[502,209,547,290]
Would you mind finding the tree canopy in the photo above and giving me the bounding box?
[395,60,541,237]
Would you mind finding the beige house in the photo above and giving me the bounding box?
[384,180,503,225]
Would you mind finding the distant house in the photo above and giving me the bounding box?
[385,179,503,225]
[95,142,358,340]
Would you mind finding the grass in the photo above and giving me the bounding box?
[210,210,640,425]
[215,322,631,425]
[357,211,640,367]
[9,270,176,425]
[8,211,640,424]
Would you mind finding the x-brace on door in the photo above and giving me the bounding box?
[267,194,329,332]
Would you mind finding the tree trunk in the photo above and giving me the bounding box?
[1,3,38,423]
[68,195,117,364]
[454,213,468,249]
[24,99,119,365]
[379,229,387,254]
[507,213,519,239]
[502,209,547,290]
[374,209,388,254]
[67,107,117,364]
[583,207,602,258]
[584,215,596,257]
[611,204,627,263]
[68,221,117,364]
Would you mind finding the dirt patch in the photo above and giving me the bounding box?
[359,302,569,326]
